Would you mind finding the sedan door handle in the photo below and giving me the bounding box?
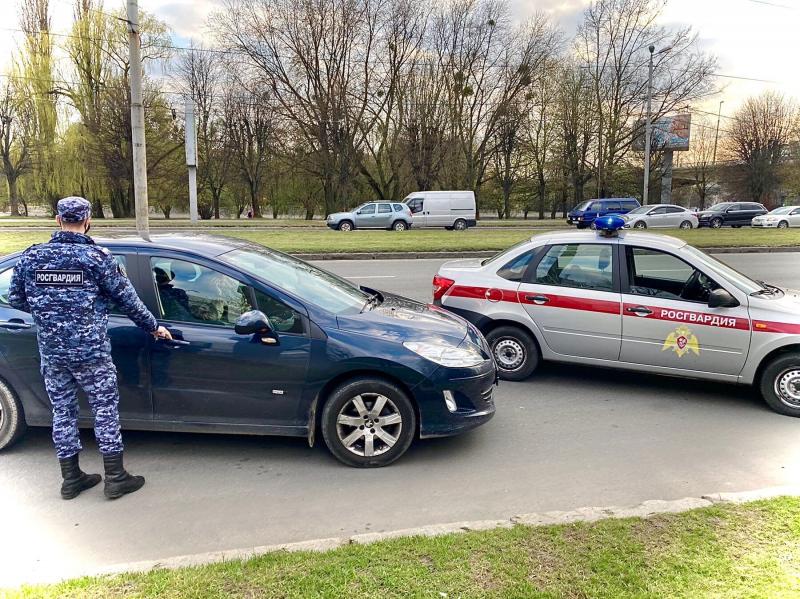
[525,295,550,305]
[0,320,32,330]
[626,306,653,316]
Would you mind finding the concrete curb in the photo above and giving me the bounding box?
[89,485,800,581]
[299,246,800,260]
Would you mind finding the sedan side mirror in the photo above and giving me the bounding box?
[708,288,739,309]
[235,310,273,335]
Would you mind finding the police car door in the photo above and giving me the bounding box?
[516,242,622,361]
[619,246,750,376]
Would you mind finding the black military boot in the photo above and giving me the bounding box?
[59,455,102,500]
[103,452,145,500]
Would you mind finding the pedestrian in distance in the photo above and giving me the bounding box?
[7,197,172,500]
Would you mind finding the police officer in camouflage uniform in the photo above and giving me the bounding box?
[8,197,172,500]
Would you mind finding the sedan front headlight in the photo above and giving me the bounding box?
[403,340,486,368]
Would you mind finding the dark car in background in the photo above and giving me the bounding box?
[696,202,768,228]
[0,235,496,467]
[567,198,640,229]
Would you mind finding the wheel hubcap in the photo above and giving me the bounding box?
[342,224,351,231]
[775,369,800,408]
[680,222,690,229]
[494,339,525,371]
[336,393,402,457]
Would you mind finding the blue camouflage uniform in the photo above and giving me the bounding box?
[7,197,159,459]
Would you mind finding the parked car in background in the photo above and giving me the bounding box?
[0,235,497,467]
[566,198,640,229]
[402,191,476,230]
[327,202,413,232]
[622,204,698,229]
[696,202,767,229]
[752,206,800,229]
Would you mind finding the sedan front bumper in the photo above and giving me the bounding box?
[413,360,497,438]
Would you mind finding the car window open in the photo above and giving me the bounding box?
[151,258,252,326]
[534,244,613,292]
[626,247,719,303]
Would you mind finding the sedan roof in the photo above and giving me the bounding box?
[96,233,256,258]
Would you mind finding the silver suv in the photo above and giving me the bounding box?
[327,202,413,232]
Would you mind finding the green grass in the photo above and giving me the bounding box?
[6,497,800,598]
[3,227,800,257]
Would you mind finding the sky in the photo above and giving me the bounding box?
[1,0,798,121]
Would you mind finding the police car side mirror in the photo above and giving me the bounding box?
[708,288,739,309]
[235,310,273,335]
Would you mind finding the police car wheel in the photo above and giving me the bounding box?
[0,378,26,451]
[486,326,539,381]
[760,353,800,417]
[321,377,416,467]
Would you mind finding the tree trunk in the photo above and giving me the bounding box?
[162,206,172,219]
[305,207,314,220]
[538,179,546,221]
[6,174,19,216]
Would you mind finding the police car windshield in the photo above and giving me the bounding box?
[680,246,764,294]
[219,247,369,314]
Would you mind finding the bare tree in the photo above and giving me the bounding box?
[0,81,32,216]
[577,0,716,197]
[216,0,386,215]
[226,81,276,218]
[435,3,559,214]
[490,101,524,218]
[176,48,234,218]
[727,92,797,207]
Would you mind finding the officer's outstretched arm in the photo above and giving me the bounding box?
[8,256,31,313]
[97,253,158,333]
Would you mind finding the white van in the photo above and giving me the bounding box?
[402,191,476,230]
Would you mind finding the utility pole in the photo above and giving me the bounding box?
[712,100,724,166]
[127,0,149,240]
[185,99,198,223]
[643,45,655,206]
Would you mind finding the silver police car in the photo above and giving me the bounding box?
[433,215,800,417]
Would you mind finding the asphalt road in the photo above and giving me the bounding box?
[2,252,800,587]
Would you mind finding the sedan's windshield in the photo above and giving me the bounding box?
[769,207,794,215]
[220,247,369,314]
[681,245,764,294]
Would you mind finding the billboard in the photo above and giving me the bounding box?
[633,113,691,152]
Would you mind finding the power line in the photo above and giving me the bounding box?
[746,0,795,8]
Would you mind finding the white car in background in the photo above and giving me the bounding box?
[622,204,698,229]
[752,206,800,229]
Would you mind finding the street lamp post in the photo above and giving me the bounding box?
[712,100,724,166]
[643,45,655,206]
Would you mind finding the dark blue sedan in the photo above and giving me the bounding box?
[0,235,496,467]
